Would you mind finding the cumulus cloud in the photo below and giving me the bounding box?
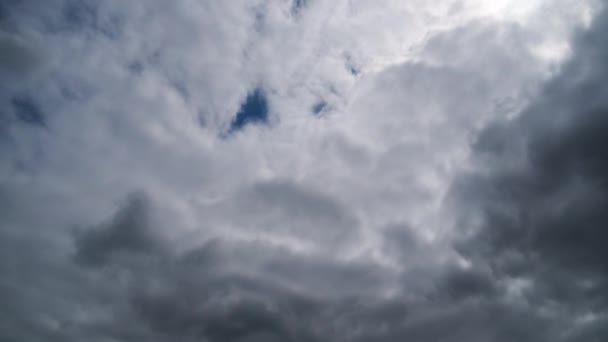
[0,0,606,341]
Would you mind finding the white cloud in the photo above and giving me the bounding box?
[1,0,595,278]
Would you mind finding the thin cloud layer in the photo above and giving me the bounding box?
[0,0,606,341]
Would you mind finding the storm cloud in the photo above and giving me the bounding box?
[450,6,608,340]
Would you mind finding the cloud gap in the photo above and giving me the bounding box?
[227,88,269,135]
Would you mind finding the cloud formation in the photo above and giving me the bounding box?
[450,7,608,340]
[0,0,606,341]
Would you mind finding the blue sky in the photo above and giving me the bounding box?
[228,88,269,134]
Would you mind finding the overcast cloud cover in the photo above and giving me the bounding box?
[1,0,607,341]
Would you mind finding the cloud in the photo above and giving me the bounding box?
[0,0,605,341]
[0,31,42,76]
[449,5,608,339]
[10,95,45,126]
[73,192,166,267]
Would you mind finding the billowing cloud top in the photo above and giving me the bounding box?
[1,0,607,341]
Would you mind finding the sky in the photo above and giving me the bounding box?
[1,0,607,341]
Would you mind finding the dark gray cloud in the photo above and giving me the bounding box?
[436,266,498,301]
[0,32,42,76]
[0,188,559,342]
[73,192,166,267]
[0,191,566,341]
[10,95,45,126]
[450,6,608,340]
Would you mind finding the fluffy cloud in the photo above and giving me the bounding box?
[0,0,605,341]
